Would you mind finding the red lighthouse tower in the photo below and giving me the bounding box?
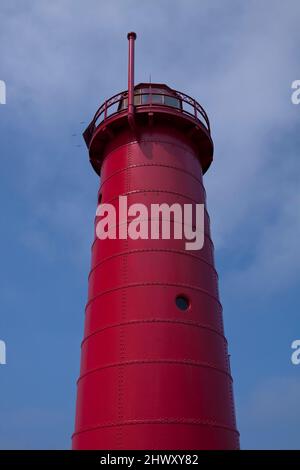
[72,33,239,450]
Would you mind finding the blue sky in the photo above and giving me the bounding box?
[0,0,299,449]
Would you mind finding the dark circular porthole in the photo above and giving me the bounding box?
[175,295,190,311]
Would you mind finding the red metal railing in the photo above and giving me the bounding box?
[84,88,211,146]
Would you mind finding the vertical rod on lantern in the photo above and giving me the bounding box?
[127,32,137,129]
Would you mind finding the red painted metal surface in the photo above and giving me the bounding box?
[73,33,239,450]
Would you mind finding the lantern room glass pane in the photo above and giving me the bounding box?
[152,94,163,104]
[118,97,128,110]
[141,94,150,104]
[164,95,180,108]
[134,94,141,105]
